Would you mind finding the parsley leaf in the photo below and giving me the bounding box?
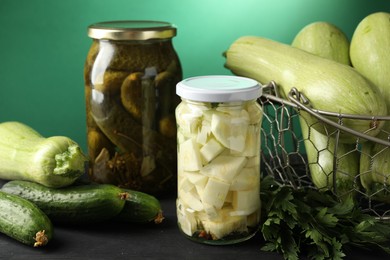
[259,176,390,260]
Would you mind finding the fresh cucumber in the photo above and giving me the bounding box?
[115,188,164,224]
[1,180,126,223]
[0,190,53,247]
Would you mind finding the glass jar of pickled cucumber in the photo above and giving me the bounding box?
[175,75,262,244]
[84,21,182,195]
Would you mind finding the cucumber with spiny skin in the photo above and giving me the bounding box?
[0,190,53,247]
[1,180,126,223]
[1,180,164,224]
[224,36,387,143]
[115,188,165,224]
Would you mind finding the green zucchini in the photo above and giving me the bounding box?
[224,36,387,143]
[1,180,126,223]
[0,121,87,188]
[350,12,390,202]
[0,190,53,247]
[115,188,164,224]
[292,22,359,198]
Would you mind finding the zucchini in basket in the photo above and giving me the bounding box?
[350,12,390,203]
[291,21,359,198]
[292,21,351,65]
[224,35,387,143]
[360,135,390,203]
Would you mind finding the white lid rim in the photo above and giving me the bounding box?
[176,75,262,102]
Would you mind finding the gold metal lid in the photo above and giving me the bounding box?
[87,20,177,40]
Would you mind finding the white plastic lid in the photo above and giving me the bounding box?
[176,75,262,102]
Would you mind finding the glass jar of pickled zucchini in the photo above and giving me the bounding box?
[175,75,262,244]
[84,21,182,195]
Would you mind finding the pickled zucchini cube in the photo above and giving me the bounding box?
[202,214,248,239]
[211,110,249,152]
[177,199,198,236]
[186,171,208,186]
[202,177,230,209]
[245,156,260,168]
[232,187,260,215]
[176,102,203,137]
[200,138,224,163]
[242,125,260,157]
[200,155,247,182]
[178,177,195,192]
[196,122,211,145]
[203,202,219,220]
[230,167,259,191]
[179,137,202,171]
[180,188,204,212]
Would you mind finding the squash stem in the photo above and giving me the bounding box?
[54,144,87,176]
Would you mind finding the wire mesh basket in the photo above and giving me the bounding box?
[259,81,390,220]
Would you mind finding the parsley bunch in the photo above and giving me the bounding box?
[260,176,390,260]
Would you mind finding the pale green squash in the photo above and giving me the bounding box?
[225,36,387,143]
[0,121,87,188]
[291,21,358,198]
[351,12,390,202]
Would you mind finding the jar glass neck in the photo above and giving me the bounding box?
[181,98,255,107]
[95,38,172,45]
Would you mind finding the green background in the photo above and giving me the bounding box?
[1,0,389,152]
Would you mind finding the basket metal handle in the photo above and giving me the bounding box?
[286,87,390,147]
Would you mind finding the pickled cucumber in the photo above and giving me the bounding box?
[94,70,130,96]
[121,72,144,121]
[87,129,114,161]
[90,91,177,193]
[84,36,182,195]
